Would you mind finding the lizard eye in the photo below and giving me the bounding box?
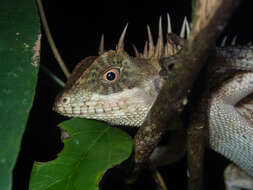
[103,68,120,83]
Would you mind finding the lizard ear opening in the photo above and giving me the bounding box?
[102,68,121,84]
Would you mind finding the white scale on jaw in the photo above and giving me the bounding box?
[58,84,156,126]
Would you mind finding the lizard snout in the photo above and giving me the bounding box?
[53,92,71,114]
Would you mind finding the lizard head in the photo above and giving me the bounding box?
[54,16,186,126]
[54,49,164,126]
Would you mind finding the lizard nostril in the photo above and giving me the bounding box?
[62,97,70,104]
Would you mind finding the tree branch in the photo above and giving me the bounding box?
[36,0,70,78]
[133,0,241,183]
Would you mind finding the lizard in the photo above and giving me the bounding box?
[53,14,253,189]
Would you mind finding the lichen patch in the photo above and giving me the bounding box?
[23,43,29,48]
[31,34,41,67]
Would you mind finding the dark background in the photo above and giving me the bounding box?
[13,0,253,189]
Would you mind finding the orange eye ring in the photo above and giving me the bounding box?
[102,68,120,83]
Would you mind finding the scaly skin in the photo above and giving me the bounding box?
[54,17,182,127]
[54,16,253,189]
[54,50,164,126]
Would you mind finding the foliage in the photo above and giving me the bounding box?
[0,1,40,190]
[29,118,132,190]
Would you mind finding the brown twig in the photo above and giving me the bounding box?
[133,0,241,189]
[153,169,168,190]
[36,0,70,78]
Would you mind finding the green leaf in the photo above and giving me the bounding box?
[0,1,40,190]
[29,118,132,190]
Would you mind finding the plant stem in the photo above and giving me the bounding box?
[36,0,70,78]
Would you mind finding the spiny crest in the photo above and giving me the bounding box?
[98,34,104,55]
[116,24,128,53]
[98,13,191,59]
[220,35,238,47]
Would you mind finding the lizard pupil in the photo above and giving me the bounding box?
[103,68,120,83]
[106,72,116,81]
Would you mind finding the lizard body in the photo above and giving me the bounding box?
[54,16,253,189]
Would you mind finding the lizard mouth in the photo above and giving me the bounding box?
[53,100,64,115]
[53,102,62,114]
[53,93,90,118]
[53,92,70,114]
[53,101,82,117]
